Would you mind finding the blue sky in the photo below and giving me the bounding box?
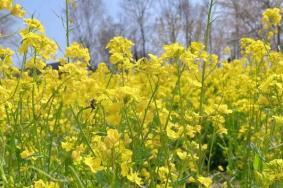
[14,0,120,54]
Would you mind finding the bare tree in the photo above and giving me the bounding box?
[179,0,194,46]
[70,0,282,63]
[0,13,18,47]
[120,0,152,58]
[96,17,126,63]
[70,0,107,65]
[155,0,182,44]
[218,0,283,57]
[153,0,206,51]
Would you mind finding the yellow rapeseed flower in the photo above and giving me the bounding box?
[197,176,212,188]
[262,8,282,28]
[84,157,104,174]
[106,36,134,65]
[65,42,90,64]
[20,149,34,159]
[104,129,120,148]
[127,171,143,186]
[22,18,45,34]
[11,4,25,17]
[0,0,13,11]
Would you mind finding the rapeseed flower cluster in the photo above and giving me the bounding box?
[0,0,25,17]
[261,8,282,40]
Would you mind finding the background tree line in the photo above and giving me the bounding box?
[70,0,283,66]
[1,0,282,66]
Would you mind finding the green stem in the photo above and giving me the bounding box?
[207,127,216,172]
[71,107,96,157]
[198,0,215,175]
[29,166,68,183]
[65,0,70,63]
[69,166,85,188]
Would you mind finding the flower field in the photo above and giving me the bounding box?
[0,1,283,187]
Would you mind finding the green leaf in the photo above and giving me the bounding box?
[253,154,261,171]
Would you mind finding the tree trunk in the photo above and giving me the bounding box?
[277,25,281,52]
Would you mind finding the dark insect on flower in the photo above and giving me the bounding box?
[0,55,6,61]
[89,99,97,111]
